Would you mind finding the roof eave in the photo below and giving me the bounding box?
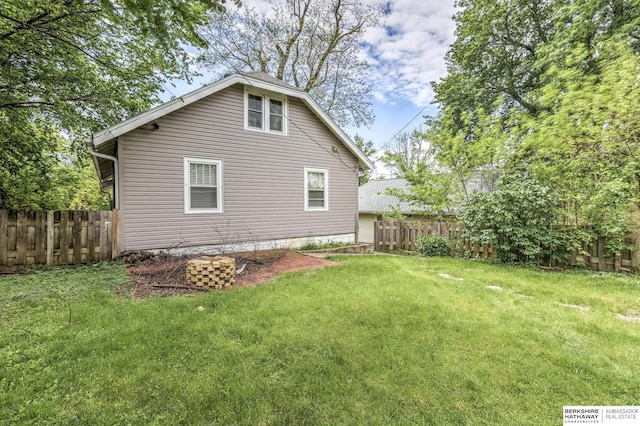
[92,73,375,170]
[93,74,239,145]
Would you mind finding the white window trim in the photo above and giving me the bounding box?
[244,87,288,135]
[183,157,223,214]
[304,167,329,211]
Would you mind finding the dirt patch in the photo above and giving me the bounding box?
[617,314,640,323]
[617,309,640,323]
[121,250,337,299]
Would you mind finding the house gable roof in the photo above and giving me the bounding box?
[91,72,373,169]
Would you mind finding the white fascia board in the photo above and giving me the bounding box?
[92,74,375,171]
[93,74,305,146]
[93,75,239,145]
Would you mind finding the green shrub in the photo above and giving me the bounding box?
[298,240,351,251]
[461,175,568,265]
[416,235,450,257]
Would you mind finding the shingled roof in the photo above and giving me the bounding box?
[359,179,415,214]
[237,71,302,92]
[359,174,496,216]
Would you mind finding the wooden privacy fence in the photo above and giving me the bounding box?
[374,221,640,273]
[0,209,119,268]
[374,221,493,259]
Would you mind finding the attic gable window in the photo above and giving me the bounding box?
[269,99,283,131]
[248,94,263,129]
[184,157,223,214]
[245,88,287,135]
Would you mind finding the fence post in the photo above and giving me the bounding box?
[633,236,640,272]
[597,237,606,272]
[46,211,54,265]
[111,209,120,259]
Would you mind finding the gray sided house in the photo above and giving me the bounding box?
[89,72,373,253]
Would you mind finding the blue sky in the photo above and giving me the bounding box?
[162,0,457,175]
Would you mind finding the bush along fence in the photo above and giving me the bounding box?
[374,221,493,259]
[374,221,640,273]
[0,209,119,268]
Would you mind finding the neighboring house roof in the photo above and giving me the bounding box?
[359,175,496,216]
[90,72,374,176]
[359,179,416,214]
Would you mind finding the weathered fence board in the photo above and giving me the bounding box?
[0,210,7,266]
[0,209,119,268]
[59,211,69,265]
[35,211,46,264]
[374,220,639,273]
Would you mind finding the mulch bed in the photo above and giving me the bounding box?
[121,249,337,299]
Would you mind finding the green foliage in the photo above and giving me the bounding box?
[0,0,234,209]
[380,128,432,178]
[416,235,450,257]
[461,176,566,264]
[0,133,110,210]
[378,205,407,222]
[298,240,351,251]
[406,1,640,260]
[354,135,376,185]
[519,42,640,255]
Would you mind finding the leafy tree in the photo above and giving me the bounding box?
[380,129,433,178]
[519,41,640,254]
[199,0,382,127]
[405,0,640,257]
[0,0,236,209]
[353,134,375,185]
[437,0,556,117]
[436,0,638,119]
[0,131,110,210]
[379,126,496,217]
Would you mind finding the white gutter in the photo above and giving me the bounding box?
[86,138,119,209]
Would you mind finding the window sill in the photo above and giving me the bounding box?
[244,126,286,136]
[184,209,224,214]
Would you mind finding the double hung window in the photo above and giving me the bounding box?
[245,90,287,134]
[304,168,328,211]
[184,157,222,213]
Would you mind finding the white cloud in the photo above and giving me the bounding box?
[363,0,458,107]
[231,0,458,108]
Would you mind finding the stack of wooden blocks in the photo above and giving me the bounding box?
[186,256,236,289]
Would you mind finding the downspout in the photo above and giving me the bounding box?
[86,138,119,209]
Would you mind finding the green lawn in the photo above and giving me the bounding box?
[1,256,640,425]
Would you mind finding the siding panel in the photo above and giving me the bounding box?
[121,84,359,251]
